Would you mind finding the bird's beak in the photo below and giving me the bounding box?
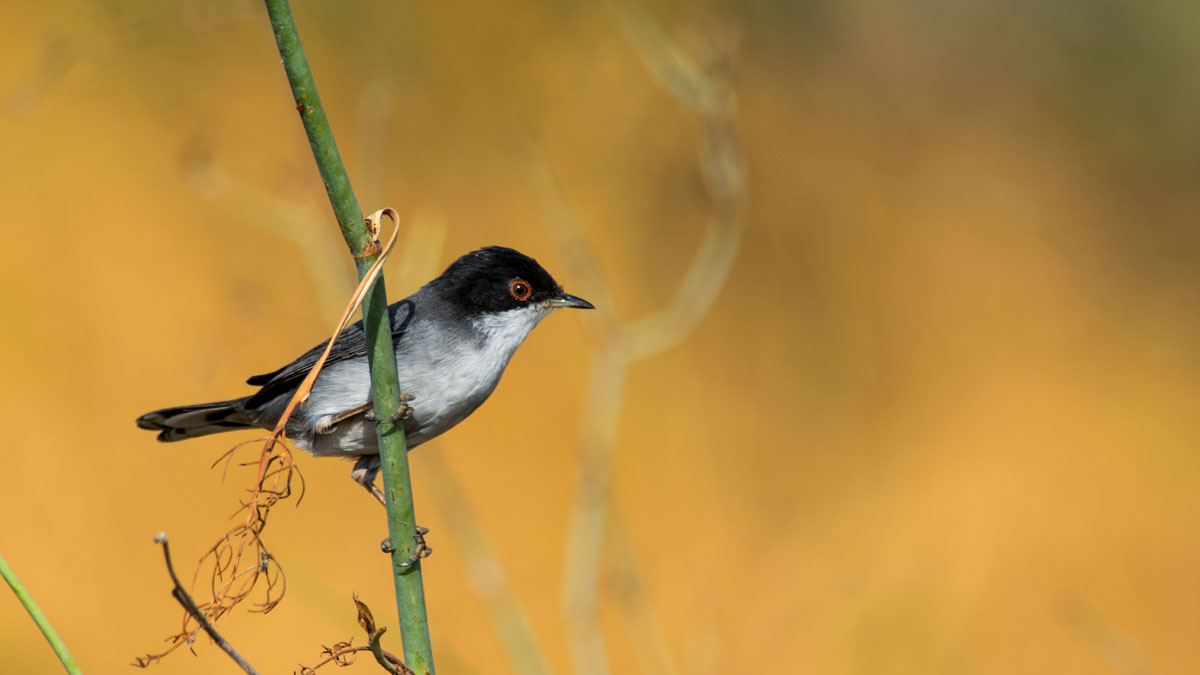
[547,292,595,309]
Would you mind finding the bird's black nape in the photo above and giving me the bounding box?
[431,246,564,313]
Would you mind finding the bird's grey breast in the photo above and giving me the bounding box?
[290,302,547,457]
[395,317,514,446]
[397,304,550,446]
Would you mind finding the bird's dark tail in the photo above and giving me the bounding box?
[136,397,255,442]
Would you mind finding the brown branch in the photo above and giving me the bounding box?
[135,533,260,674]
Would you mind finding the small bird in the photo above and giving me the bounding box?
[137,246,593,503]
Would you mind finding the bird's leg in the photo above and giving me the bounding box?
[351,455,387,504]
[364,394,415,424]
[314,401,375,435]
[352,456,432,566]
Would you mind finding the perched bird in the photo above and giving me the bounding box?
[137,246,593,502]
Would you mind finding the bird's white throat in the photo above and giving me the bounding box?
[471,303,554,354]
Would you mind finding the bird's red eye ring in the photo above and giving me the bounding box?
[509,278,532,301]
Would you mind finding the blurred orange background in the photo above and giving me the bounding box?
[3,1,1200,673]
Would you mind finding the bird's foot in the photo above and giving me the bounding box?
[365,394,415,424]
[380,526,432,568]
[314,416,333,435]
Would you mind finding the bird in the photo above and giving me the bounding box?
[137,246,594,504]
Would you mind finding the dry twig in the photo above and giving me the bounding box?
[134,533,260,674]
[295,595,412,675]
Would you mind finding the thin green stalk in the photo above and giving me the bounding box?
[0,553,81,674]
[261,2,435,673]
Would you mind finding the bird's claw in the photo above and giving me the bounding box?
[365,394,415,424]
[381,525,432,568]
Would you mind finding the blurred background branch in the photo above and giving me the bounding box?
[1058,597,1154,675]
[531,5,746,674]
[422,452,555,675]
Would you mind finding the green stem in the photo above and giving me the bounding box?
[0,553,82,674]
[261,3,435,674]
[369,628,408,675]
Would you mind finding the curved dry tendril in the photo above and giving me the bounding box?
[295,640,365,673]
[143,208,405,665]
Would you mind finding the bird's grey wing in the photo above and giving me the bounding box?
[243,300,415,409]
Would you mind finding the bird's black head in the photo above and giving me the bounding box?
[430,246,594,315]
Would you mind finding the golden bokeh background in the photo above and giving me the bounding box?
[3,1,1200,673]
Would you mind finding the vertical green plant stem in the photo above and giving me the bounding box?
[0,553,81,674]
[261,2,435,674]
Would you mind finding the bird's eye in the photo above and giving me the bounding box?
[508,278,532,301]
